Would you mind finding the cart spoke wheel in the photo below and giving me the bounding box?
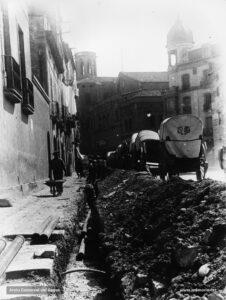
[196,165,205,181]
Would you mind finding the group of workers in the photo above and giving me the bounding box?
[50,150,108,197]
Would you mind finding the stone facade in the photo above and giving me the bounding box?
[164,18,223,162]
[0,1,78,188]
[75,53,168,155]
[118,72,168,140]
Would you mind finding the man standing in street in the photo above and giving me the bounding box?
[50,151,66,196]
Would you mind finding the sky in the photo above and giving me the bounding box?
[59,0,226,77]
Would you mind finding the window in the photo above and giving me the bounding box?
[169,50,177,66]
[204,116,213,135]
[203,93,211,111]
[87,61,92,74]
[182,97,192,114]
[182,74,190,90]
[170,54,176,66]
[3,55,22,103]
[18,26,34,114]
[217,87,220,96]
[193,67,197,74]
[80,62,85,76]
[206,116,212,128]
[167,99,175,114]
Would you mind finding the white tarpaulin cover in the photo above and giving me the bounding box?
[135,130,159,150]
[159,115,203,158]
[129,133,138,152]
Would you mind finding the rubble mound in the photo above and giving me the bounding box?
[97,170,226,300]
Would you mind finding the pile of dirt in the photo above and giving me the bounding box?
[97,170,226,300]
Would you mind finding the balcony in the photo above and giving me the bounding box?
[22,78,34,115]
[50,101,60,122]
[3,55,22,103]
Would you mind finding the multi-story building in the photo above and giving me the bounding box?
[29,3,79,176]
[0,0,78,189]
[75,52,168,155]
[164,17,222,160]
[118,72,168,140]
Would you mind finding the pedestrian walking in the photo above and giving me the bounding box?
[50,151,66,196]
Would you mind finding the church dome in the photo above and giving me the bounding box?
[167,18,194,47]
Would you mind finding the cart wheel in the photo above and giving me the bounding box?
[196,159,208,181]
[196,166,205,181]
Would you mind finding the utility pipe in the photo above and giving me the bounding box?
[32,216,53,241]
[62,268,106,276]
[0,235,24,278]
[0,239,6,255]
[40,216,60,243]
[76,237,86,261]
[82,210,91,237]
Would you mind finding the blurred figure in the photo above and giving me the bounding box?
[75,147,84,178]
[87,159,99,197]
[50,151,66,196]
[87,159,97,184]
[218,145,226,177]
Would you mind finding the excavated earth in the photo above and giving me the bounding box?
[97,170,226,300]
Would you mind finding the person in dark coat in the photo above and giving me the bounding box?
[75,147,84,178]
[50,151,66,196]
[87,159,99,197]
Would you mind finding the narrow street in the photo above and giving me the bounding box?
[0,174,114,300]
[0,0,225,300]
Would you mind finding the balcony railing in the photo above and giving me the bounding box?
[3,55,22,103]
[22,78,34,115]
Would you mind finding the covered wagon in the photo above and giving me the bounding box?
[159,114,208,180]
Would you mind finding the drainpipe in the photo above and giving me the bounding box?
[0,235,24,278]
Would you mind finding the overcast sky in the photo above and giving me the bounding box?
[60,0,225,77]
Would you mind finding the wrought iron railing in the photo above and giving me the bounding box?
[3,55,22,92]
[22,78,34,114]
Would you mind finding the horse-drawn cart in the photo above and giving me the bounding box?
[159,114,208,180]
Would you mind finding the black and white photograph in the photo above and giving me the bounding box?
[0,0,226,299]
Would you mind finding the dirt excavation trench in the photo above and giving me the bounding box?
[61,205,113,300]
[57,169,226,300]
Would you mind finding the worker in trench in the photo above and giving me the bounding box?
[218,145,226,178]
[87,159,99,197]
[50,151,66,196]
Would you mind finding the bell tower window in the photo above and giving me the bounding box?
[169,50,177,66]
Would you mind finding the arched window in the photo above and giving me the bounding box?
[87,61,92,74]
[169,50,177,66]
[80,62,85,76]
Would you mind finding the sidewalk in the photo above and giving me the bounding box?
[0,174,86,300]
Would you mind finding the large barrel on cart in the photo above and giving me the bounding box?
[159,114,208,180]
